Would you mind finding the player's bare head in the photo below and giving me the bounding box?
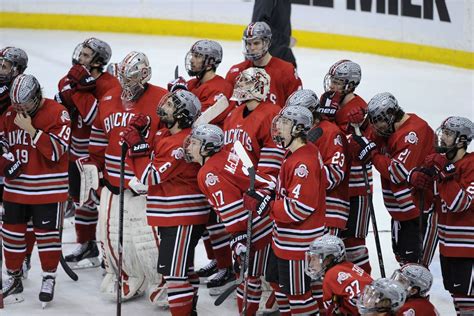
[285,89,321,123]
[0,47,28,85]
[367,92,404,137]
[231,67,270,103]
[435,116,473,159]
[184,123,224,164]
[242,21,272,61]
[357,278,406,315]
[272,105,313,149]
[185,40,223,78]
[157,90,201,130]
[324,60,361,94]
[76,38,111,71]
[118,51,152,102]
[10,74,42,116]
[391,263,432,298]
[305,235,346,280]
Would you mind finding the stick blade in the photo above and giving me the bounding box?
[234,140,253,170]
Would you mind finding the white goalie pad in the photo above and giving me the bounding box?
[77,157,100,207]
[194,94,230,126]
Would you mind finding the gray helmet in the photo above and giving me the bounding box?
[357,278,407,314]
[184,123,224,162]
[391,263,433,297]
[367,92,403,137]
[81,37,112,67]
[435,116,474,156]
[0,47,28,84]
[157,90,201,129]
[323,60,361,94]
[242,21,272,61]
[305,235,346,280]
[285,89,320,114]
[10,74,42,116]
[118,51,152,102]
[71,42,83,65]
[185,40,223,77]
[272,105,313,148]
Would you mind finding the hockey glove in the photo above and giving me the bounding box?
[121,126,151,157]
[243,189,274,218]
[347,107,367,125]
[0,152,22,179]
[54,87,76,113]
[129,113,151,135]
[407,167,434,190]
[352,135,377,163]
[67,64,96,91]
[0,85,10,111]
[424,153,455,181]
[319,91,343,120]
[167,76,188,92]
[230,233,247,257]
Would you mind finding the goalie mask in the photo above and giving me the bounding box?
[435,116,474,160]
[77,38,112,70]
[157,90,201,129]
[323,60,361,94]
[242,21,272,61]
[10,74,42,116]
[367,92,404,137]
[357,278,406,314]
[305,235,346,280]
[184,123,224,164]
[272,105,313,149]
[118,51,152,102]
[231,67,270,103]
[391,263,432,298]
[0,47,28,85]
[185,40,223,78]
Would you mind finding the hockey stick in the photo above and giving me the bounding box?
[59,203,79,281]
[174,65,179,79]
[193,95,230,126]
[418,191,424,264]
[214,259,244,306]
[0,208,4,308]
[116,143,127,316]
[353,126,386,278]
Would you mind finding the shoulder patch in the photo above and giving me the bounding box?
[103,95,112,101]
[230,67,240,74]
[61,110,70,122]
[294,163,309,178]
[205,172,219,186]
[402,308,415,316]
[405,131,418,144]
[337,271,351,284]
[334,134,343,147]
[171,147,185,160]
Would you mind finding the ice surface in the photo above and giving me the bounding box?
[1,28,472,315]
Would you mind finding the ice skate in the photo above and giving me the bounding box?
[196,259,218,280]
[65,240,100,269]
[39,272,56,308]
[2,270,24,305]
[207,267,236,296]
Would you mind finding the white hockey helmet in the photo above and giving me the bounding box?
[118,51,152,102]
[185,40,223,78]
[357,278,407,314]
[0,47,28,84]
[323,59,361,94]
[231,67,270,103]
[391,263,433,298]
[157,90,201,129]
[242,21,272,61]
[305,235,346,280]
[10,74,42,116]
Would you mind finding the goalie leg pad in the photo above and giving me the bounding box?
[77,159,100,207]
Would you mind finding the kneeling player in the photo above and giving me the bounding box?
[357,278,407,316]
[306,235,373,315]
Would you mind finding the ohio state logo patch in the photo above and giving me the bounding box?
[337,272,351,284]
[405,131,418,144]
[294,164,309,178]
[171,147,185,160]
[334,134,343,147]
[205,173,219,186]
[61,110,70,122]
[402,309,415,316]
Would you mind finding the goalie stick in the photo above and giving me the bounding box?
[194,95,230,126]
[116,143,127,316]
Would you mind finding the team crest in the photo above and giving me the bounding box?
[337,272,351,284]
[61,110,70,122]
[171,147,185,160]
[402,309,415,316]
[205,173,219,186]
[230,67,240,74]
[334,135,343,147]
[404,131,418,144]
[294,164,309,178]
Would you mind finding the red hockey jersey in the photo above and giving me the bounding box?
[223,102,284,178]
[2,99,71,204]
[197,149,276,250]
[436,152,474,258]
[128,127,210,226]
[58,72,120,162]
[372,114,435,221]
[88,84,167,189]
[311,120,350,230]
[187,75,234,126]
[225,57,302,107]
[322,261,373,316]
[396,297,439,315]
[270,143,326,260]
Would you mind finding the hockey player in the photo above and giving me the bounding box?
[306,235,373,315]
[391,263,439,315]
[168,40,235,289]
[225,21,301,107]
[0,47,36,279]
[357,278,407,316]
[416,116,474,314]
[184,123,276,315]
[350,92,436,266]
[322,60,372,273]
[266,105,325,315]
[1,74,71,306]
[122,89,208,315]
[87,51,166,302]
[55,38,120,269]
